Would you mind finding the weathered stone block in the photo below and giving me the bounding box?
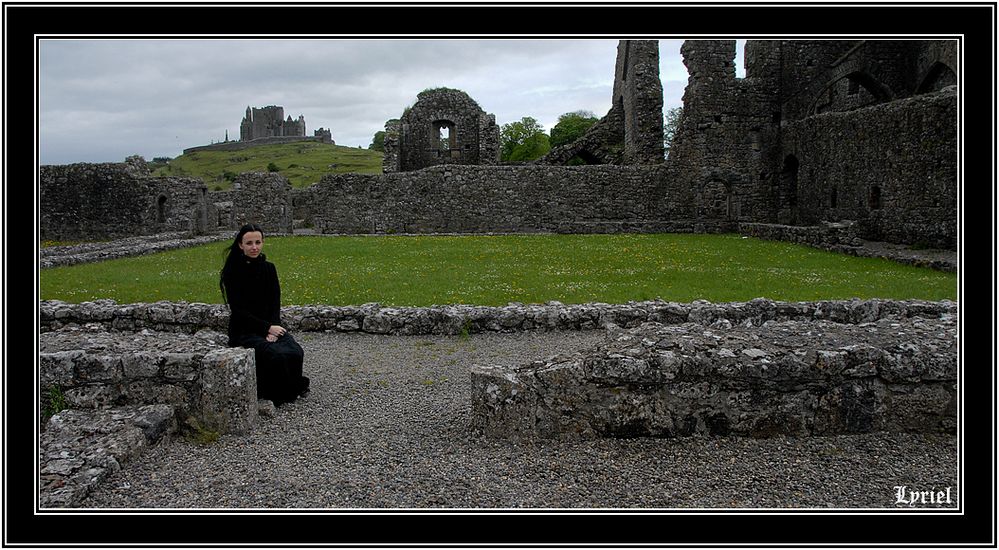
[196,348,257,435]
[161,353,199,381]
[121,352,161,379]
[40,350,82,387]
[74,355,123,383]
[39,404,176,508]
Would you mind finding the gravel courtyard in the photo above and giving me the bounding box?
[82,330,958,510]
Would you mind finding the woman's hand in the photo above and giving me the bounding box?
[266,334,278,343]
[268,325,287,338]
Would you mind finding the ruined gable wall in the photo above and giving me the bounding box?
[397,89,499,172]
[40,163,209,241]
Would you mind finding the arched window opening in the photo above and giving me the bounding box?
[917,62,957,94]
[812,72,891,115]
[433,120,455,152]
[830,186,838,208]
[439,126,450,150]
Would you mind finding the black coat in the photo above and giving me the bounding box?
[222,254,282,344]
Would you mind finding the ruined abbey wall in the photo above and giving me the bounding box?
[40,163,210,241]
[230,172,293,234]
[298,164,690,234]
[783,88,957,248]
[661,39,957,247]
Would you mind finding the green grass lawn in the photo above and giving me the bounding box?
[38,234,957,306]
[153,142,383,189]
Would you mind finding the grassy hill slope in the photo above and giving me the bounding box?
[152,142,383,189]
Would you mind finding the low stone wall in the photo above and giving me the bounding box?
[39,326,257,436]
[40,231,232,269]
[471,313,957,440]
[39,298,957,336]
[739,222,862,248]
[739,223,957,272]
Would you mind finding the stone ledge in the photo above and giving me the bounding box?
[39,298,957,336]
[39,327,257,436]
[471,313,957,440]
[39,404,176,508]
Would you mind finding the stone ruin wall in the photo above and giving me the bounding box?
[230,172,293,234]
[298,163,711,235]
[472,312,957,440]
[38,326,258,508]
[663,39,957,248]
[39,296,956,339]
[617,40,665,164]
[783,88,957,248]
[663,40,780,233]
[39,327,257,436]
[40,163,211,242]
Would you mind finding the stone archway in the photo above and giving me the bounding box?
[810,71,892,115]
[916,62,957,94]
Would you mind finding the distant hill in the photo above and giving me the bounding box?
[152,142,383,190]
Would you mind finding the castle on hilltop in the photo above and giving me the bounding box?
[181,105,333,155]
[240,105,306,141]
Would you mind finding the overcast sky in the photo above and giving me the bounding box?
[38,39,746,165]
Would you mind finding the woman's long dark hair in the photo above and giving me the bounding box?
[220,223,265,304]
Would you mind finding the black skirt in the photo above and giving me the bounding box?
[231,333,309,405]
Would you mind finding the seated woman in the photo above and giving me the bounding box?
[220,223,309,406]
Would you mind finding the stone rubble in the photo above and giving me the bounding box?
[39,404,176,508]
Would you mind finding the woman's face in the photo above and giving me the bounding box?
[238,231,264,258]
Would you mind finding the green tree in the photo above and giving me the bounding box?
[509,133,551,162]
[369,130,386,152]
[500,117,550,161]
[549,110,598,148]
[663,106,683,159]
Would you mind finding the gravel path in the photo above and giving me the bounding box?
[82,330,958,509]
